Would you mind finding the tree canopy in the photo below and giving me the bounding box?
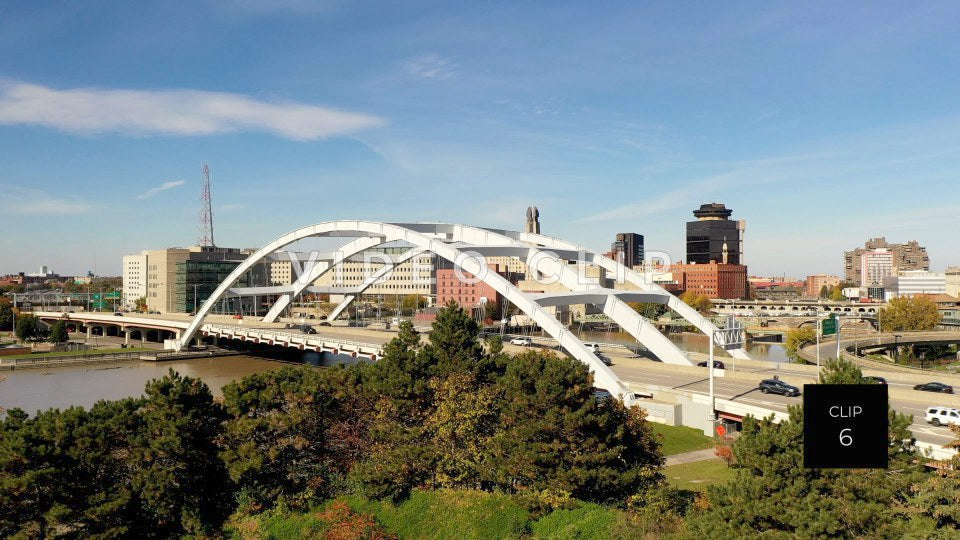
[879,296,941,331]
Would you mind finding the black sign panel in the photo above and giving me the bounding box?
[803,384,888,469]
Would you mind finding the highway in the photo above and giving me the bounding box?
[603,351,956,447]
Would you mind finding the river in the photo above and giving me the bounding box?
[0,333,787,414]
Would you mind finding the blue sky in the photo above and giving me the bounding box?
[1,1,958,277]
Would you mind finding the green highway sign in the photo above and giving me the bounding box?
[821,316,838,336]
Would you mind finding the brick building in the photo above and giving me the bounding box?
[669,263,748,299]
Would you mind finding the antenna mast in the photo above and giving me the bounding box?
[198,163,215,247]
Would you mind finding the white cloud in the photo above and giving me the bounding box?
[402,54,457,80]
[135,179,185,200]
[0,81,386,140]
[0,186,91,215]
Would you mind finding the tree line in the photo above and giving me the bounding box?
[0,303,665,538]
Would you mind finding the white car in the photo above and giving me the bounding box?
[926,407,960,427]
[581,342,601,353]
[510,337,533,346]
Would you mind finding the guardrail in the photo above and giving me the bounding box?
[0,351,141,369]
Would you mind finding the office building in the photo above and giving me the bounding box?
[124,246,267,314]
[844,238,929,283]
[608,233,644,268]
[883,271,946,299]
[669,262,748,299]
[947,267,960,299]
[121,254,147,309]
[686,203,745,265]
[859,248,895,287]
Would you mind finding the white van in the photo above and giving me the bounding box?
[925,407,960,426]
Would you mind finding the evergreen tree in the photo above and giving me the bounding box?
[130,370,230,536]
[426,301,492,379]
[48,321,68,344]
[220,367,337,511]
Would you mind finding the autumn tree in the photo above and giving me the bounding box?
[679,291,713,313]
[784,327,816,362]
[878,296,941,331]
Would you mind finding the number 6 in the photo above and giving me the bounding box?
[839,428,853,447]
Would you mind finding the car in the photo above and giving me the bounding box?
[113,312,123,317]
[510,337,533,346]
[318,321,332,327]
[596,353,613,366]
[914,382,954,394]
[759,378,800,397]
[863,376,887,385]
[926,407,960,426]
[582,342,601,353]
[302,326,318,334]
[697,360,726,369]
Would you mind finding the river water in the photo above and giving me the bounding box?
[0,333,786,414]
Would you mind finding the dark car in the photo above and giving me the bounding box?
[759,378,800,397]
[113,312,123,317]
[596,353,613,366]
[697,360,726,369]
[914,382,954,394]
[863,376,887,385]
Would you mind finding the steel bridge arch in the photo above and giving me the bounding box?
[175,221,748,400]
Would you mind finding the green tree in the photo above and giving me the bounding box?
[627,301,668,320]
[878,296,941,331]
[484,350,664,504]
[220,366,339,511]
[14,313,40,342]
[0,298,12,331]
[687,408,924,538]
[426,301,492,380]
[828,285,846,301]
[784,327,816,362]
[134,297,148,312]
[130,370,231,536]
[819,284,829,298]
[48,321,68,343]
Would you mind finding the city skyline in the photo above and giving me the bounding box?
[2,2,959,275]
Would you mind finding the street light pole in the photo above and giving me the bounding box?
[708,328,716,421]
[815,312,821,371]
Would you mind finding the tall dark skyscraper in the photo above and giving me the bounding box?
[686,203,745,265]
[610,233,644,268]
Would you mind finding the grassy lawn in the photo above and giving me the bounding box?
[651,422,716,455]
[3,347,150,360]
[663,458,736,491]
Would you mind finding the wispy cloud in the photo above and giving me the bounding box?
[0,186,91,215]
[0,81,386,140]
[402,54,457,80]
[135,179,185,200]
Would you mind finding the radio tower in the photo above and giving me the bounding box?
[198,163,215,247]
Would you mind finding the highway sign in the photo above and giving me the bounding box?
[821,316,838,336]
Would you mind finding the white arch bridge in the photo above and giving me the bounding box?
[176,221,751,401]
